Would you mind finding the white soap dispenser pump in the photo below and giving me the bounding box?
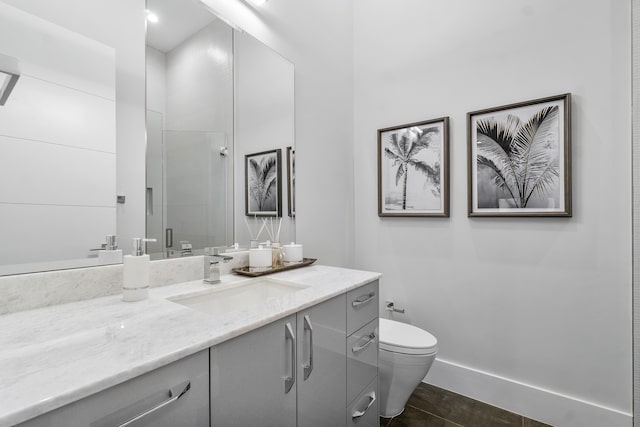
[122,237,156,302]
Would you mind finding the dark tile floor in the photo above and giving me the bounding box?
[380,383,553,427]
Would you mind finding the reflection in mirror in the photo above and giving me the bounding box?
[234,30,295,246]
[145,0,234,258]
[0,3,117,276]
[145,0,295,257]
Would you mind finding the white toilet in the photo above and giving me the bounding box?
[378,318,438,418]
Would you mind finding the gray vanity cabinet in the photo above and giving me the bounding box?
[17,350,209,427]
[209,294,347,427]
[12,278,380,427]
[296,293,347,427]
[210,313,298,427]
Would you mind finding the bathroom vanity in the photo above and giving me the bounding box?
[210,279,379,427]
[0,265,380,427]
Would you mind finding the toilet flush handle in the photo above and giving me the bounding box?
[385,301,405,314]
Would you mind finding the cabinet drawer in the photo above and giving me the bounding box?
[347,376,378,427]
[347,318,378,404]
[347,280,378,336]
[19,350,209,427]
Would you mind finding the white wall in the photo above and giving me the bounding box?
[146,47,166,116]
[165,22,233,134]
[353,1,632,426]
[2,0,147,254]
[201,0,354,267]
[0,3,116,268]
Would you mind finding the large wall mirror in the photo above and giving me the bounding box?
[0,2,118,276]
[145,0,295,258]
[0,0,294,276]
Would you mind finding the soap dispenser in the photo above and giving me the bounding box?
[122,237,156,302]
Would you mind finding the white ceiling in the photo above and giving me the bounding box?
[146,0,218,53]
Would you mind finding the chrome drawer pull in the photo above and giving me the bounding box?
[352,332,376,353]
[351,292,375,307]
[284,322,296,394]
[352,391,376,420]
[117,380,191,427]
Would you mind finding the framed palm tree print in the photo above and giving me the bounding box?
[378,117,450,217]
[245,149,282,217]
[467,93,571,217]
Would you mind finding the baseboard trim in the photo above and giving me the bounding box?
[425,358,632,427]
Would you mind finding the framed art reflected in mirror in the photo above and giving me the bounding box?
[245,149,282,217]
[287,146,295,217]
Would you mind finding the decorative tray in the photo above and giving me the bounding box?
[232,258,317,277]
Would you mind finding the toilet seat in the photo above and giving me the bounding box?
[379,318,438,355]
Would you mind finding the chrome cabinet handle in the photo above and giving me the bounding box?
[352,332,376,354]
[146,187,153,216]
[303,315,313,380]
[352,391,376,420]
[352,292,375,307]
[284,322,296,394]
[116,380,191,427]
[165,228,173,248]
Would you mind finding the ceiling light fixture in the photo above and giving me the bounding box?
[0,53,20,106]
[145,9,159,23]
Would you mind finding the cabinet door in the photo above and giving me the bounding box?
[296,294,347,427]
[210,314,297,427]
[18,350,209,427]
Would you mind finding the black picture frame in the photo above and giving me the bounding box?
[245,149,282,217]
[287,146,295,217]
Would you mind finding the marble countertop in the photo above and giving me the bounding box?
[0,265,381,426]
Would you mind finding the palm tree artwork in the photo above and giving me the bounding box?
[246,149,281,216]
[383,125,442,211]
[474,104,561,209]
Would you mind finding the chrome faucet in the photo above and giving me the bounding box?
[180,241,193,256]
[203,247,233,284]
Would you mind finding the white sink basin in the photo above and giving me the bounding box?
[168,278,309,316]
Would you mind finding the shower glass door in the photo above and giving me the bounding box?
[146,111,232,257]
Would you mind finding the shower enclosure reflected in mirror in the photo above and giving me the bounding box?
[145,0,233,256]
[145,0,295,258]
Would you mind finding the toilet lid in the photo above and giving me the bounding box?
[379,318,438,355]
